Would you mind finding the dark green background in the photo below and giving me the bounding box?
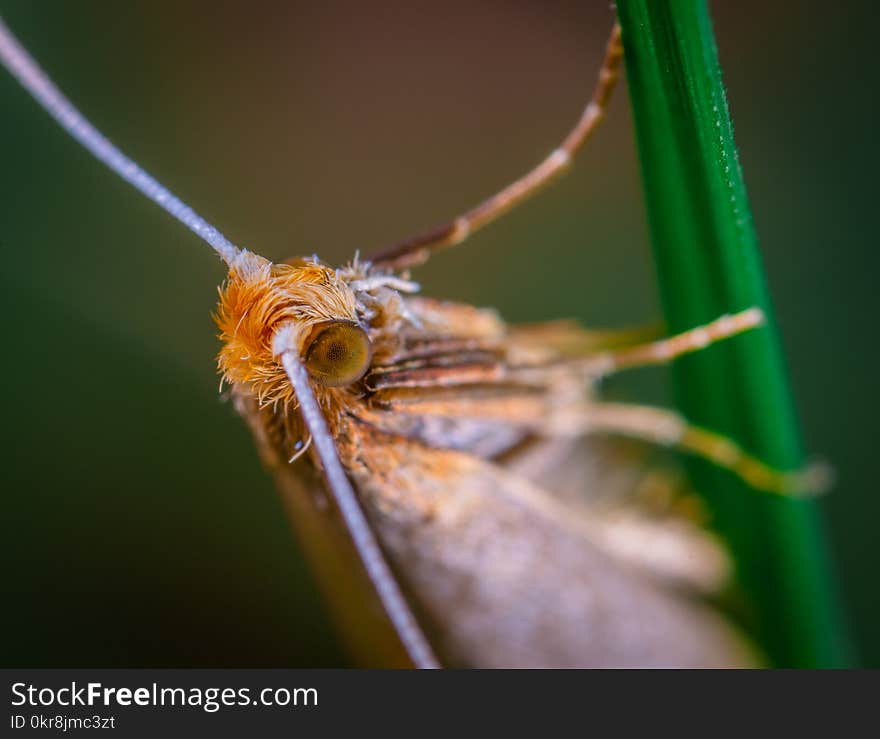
[2,1,876,666]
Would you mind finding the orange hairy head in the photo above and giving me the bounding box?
[214,251,363,406]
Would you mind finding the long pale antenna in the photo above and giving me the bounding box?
[280,351,440,669]
[0,16,241,264]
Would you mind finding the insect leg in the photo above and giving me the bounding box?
[368,22,624,271]
[585,402,831,497]
[582,307,766,376]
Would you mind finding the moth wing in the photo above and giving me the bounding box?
[338,419,759,668]
[502,434,731,593]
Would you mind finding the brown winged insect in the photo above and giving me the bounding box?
[0,16,826,668]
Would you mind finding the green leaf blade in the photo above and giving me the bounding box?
[617,0,852,667]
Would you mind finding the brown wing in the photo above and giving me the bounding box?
[336,418,757,667]
[346,302,752,665]
[499,434,731,593]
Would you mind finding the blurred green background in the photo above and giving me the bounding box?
[1,1,876,666]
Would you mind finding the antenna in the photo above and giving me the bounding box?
[280,350,440,669]
[0,16,241,265]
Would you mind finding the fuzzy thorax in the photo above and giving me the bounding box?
[214,251,359,406]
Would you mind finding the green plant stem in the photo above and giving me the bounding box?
[616,0,852,667]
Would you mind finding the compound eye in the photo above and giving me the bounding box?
[303,321,372,387]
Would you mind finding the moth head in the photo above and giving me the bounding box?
[214,251,372,404]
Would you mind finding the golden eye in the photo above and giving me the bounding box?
[303,321,372,387]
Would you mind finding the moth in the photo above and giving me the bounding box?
[0,16,824,668]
